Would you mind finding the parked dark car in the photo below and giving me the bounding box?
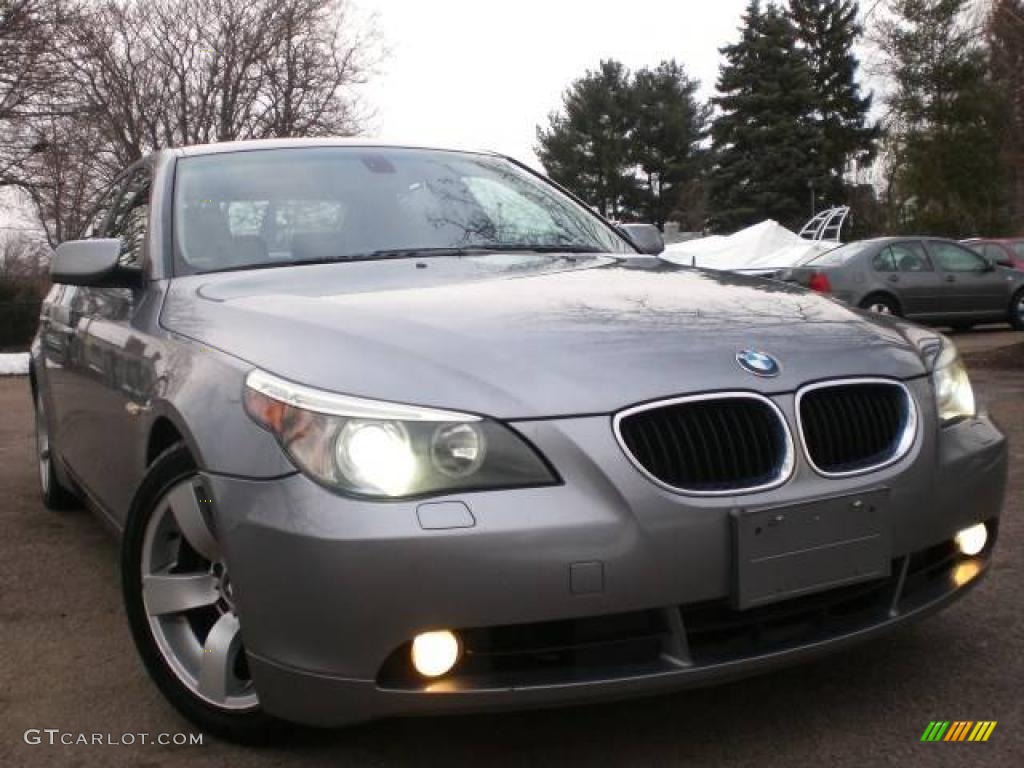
[963,237,1024,271]
[786,237,1024,331]
[31,141,1006,742]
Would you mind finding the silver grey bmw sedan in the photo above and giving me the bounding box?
[31,139,1006,742]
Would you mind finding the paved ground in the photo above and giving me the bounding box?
[945,325,1022,354]
[1,337,1022,767]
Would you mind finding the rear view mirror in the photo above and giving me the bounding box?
[620,223,665,255]
[51,239,138,287]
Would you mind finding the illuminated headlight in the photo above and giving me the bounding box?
[931,340,975,424]
[336,420,418,496]
[243,369,555,498]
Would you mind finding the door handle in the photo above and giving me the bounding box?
[945,275,955,282]
[887,275,899,283]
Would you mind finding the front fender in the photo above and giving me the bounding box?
[152,339,296,480]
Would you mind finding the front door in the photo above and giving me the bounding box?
[927,240,1011,317]
[62,165,156,514]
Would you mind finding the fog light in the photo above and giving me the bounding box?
[411,630,460,678]
[955,523,988,557]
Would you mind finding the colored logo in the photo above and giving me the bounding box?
[920,721,997,742]
[735,350,781,378]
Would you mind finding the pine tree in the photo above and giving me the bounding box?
[879,0,1009,235]
[788,0,878,205]
[535,60,639,219]
[987,0,1024,232]
[709,0,823,232]
[631,60,710,229]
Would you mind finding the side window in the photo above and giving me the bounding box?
[931,241,986,272]
[107,166,152,268]
[872,248,897,272]
[80,183,122,239]
[981,244,1010,266]
[892,242,932,272]
[1012,241,1024,258]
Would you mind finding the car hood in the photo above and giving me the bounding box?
[161,255,935,418]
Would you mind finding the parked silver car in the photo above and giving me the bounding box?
[786,237,1024,330]
[31,140,1007,742]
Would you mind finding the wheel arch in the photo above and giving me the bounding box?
[859,291,903,315]
[146,415,188,467]
[143,403,204,471]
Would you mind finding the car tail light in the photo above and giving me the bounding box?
[808,271,832,293]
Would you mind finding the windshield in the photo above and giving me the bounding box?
[172,147,632,273]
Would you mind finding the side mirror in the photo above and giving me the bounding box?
[981,256,996,272]
[51,238,139,287]
[620,223,664,255]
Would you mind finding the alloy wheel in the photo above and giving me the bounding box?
[140,478,258,711]
[868,302,893,315]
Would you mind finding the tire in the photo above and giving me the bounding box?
[859,294,901,317]
[121,444,287,744]
[34,391,80,510]
[1010,289,1024,331]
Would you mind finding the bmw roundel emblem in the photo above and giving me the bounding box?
[736,350,781,377]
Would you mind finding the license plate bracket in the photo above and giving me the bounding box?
[731,489,891,610]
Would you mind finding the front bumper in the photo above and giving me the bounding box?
[205,382,1007,726]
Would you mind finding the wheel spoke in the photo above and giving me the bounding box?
[198,612,242,703]
[166,481,220,562]
[143,572,219,616]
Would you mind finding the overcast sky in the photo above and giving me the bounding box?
[358,0,753,169]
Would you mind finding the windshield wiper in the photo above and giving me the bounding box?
[350,244,605,261]
[476,244,604,254]
[198,244,606,274]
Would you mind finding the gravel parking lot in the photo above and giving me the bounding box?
[1,340,1022,767]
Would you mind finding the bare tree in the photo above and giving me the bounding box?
[0,1,77,186]
[0,230,50,280]
[1,0,379,244]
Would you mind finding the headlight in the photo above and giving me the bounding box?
[243,369,556,498]
[932,340,975,424]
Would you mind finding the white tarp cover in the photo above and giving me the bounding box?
[0,353,29,376]
[660,219,834,271]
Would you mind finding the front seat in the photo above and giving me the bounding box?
[181,205,268,269]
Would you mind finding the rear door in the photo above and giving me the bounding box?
[926,240,1009,316]
[880,241,943,318]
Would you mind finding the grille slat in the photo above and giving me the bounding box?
[799,381,912,475]
[617,396,790,494]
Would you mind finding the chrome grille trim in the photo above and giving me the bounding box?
[795,377,918,478]
[612,392,796,497]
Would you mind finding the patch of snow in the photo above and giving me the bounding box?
[661,219,836,272]
[0,353,30,376]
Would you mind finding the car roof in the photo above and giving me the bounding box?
[854,236,973,245]
[165,137,501,159]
